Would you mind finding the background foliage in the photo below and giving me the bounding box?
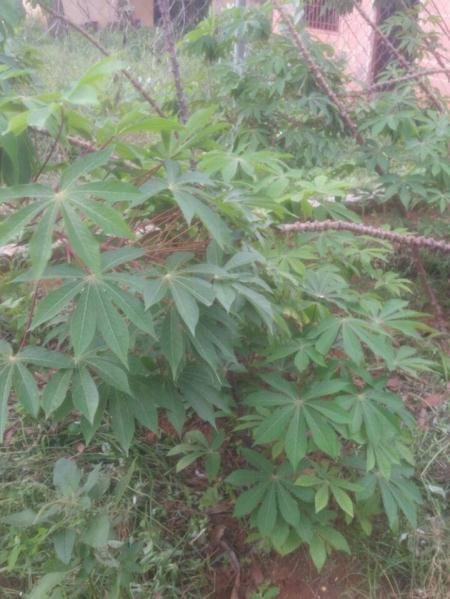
[0,0,449,596]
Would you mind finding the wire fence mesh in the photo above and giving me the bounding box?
[23,0,450,100]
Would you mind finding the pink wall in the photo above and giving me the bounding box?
[419,0,450,96]
[60,0,119,27]
[303,0,376,87]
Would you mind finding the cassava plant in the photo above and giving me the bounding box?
[1,0,449,586]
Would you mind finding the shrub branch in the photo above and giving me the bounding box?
[278,220,450,254]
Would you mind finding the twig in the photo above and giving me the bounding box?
[156,0,189,123]
[37,3,165,117]
[277,220,450,253]
[33,110,65,182]
[339,68,450,96]
[18,283,40,351]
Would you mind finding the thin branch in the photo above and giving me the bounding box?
[156,0,189,123]
[37,3,165,117]
[32,110,65,182]
[278,220,450,253]
[340,68,450,96]
[18,284,40,351]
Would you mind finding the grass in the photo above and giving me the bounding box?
[0,419,214,597]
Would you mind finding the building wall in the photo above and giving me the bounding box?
[130,0,154,26]
[301,0,376,87]
[60,0,119,27]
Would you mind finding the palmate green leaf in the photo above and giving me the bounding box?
[315,484,330,513]
[0,366,13,442]
[31,281,84,329]
[320,527,350,553]
[72,368,99,423]
[226,469,263,486]
[80,397,106,445]
[110,392,135,453]
[69,285,96,357]
[175,276,215,306]
[101,247,145,271]
[341,320,364,364]
[0,340,13,360]
[0,183,52,203]
[60,148,113,190]
[192,200,231,248]
[277,484,300,527]
[0,201,47,246]
[144,278,168,309]
[331,486,354,518]
[15,264,84,282]
[18,346,73,369]
[379,479,399,530]
[103,283,155,337]
[62,204,100,272]
[284,409,308,468]
[256,484,277,536]
[42,370,73,417]
[205,452,221,479]
[161,308,185,379]
[94,287,129,367]
[314,317,340,355]
[304,408,340,459]
[128,384,158,433]
[13,363,39,417]
[170,280,199,336]
[69,196,133,238]
[77,180,147,203]
[233,283,274,331]
[28,204,58,278]
[89,357,130,395]
[253,405,293,444]
[309,536,327,572]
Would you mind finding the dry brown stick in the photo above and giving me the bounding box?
[278,220,450,253]
[37,3,165,117]
[353,2,445,112]
[272,0,364,144]
[18,283,40,351]
[156,0,189,123]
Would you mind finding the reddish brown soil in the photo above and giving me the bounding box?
[212,550,363,598]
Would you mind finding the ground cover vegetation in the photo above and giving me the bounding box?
[0,0,449,596]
